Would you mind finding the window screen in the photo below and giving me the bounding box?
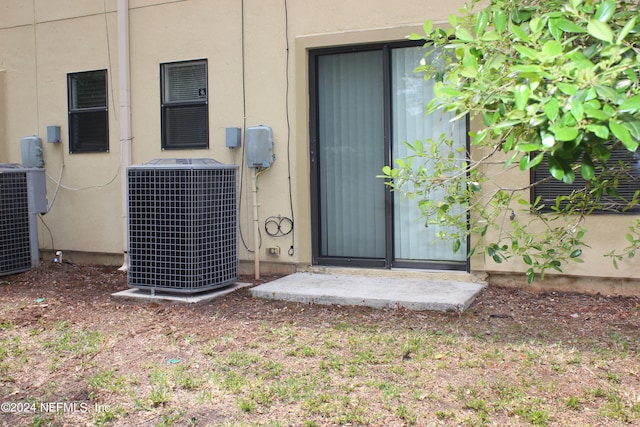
[161,60,208,149]
[532,149,640,213]
[67,70,108,153]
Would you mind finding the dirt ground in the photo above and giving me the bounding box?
[0,262,639,426]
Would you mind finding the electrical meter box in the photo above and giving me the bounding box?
[20,136,44,168]
[245,125,275,168]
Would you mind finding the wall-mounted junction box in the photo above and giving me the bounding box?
[47,126,61,144]
[246,125,275,168]
[225,127,241,148]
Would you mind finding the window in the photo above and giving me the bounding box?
[532,150,640,213]
[161,59,208,149]
[67,70,108,153]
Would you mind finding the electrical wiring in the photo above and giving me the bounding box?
[229,0,296,257]
[264,215,293,237]
[283,0,295,256]
[37,214,55,255]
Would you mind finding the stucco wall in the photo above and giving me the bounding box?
[1,0,638,284]
[0,70,5,162]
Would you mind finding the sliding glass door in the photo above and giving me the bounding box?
[310,43,468,270]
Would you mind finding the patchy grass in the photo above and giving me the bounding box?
[0,264,639,425]
[1,316,638,426]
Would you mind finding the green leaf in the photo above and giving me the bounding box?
[510,22,530,42]
[526,268,535,284]
[529,16,543,34]
[523,255,532,265]
[448,13,457,28]
[557,82,577,95]
[516,143,541,152]
[554,18,586,33]
[544,98,559,121]
[610,120,639,151]
[460,66,478,78]
[548,18,562,40]
[423,20,433,35]
[618,95,640,112]
[513,45,538,60]
[586,124,609,139]
[520,152,544,170]
[592,143,611,161]
[512,64,545,75]
[479,30,500,42]
[570,100,584,122]
[594,0,615,23]
[587,19,613,43]
[581,155,595,180]
[563,169,575,184]
[407,33,424,41]
[616,16,637,44]
[528,152,544,169]
[493,10,506,33]
[474,10,489,36]
[514,84,531,110]
[548,156,565,181]
[625,121,640,140]
[553,127,579,141]
[570,249,583,258]
[542,40,562,58]
[455,27,474,42]
[595,85,624,104]
[584,105,612,121]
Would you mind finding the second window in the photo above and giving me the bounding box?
[161,59,208,150]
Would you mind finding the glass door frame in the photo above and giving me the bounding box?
[309,41,470,271]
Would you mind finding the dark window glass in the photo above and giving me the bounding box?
[532,149,640,213]
[67,70,108,153]
[161,60,208,149]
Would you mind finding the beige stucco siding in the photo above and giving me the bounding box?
[0,0,638,284]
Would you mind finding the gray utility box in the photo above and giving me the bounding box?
[127,158,239,294]
[245,125,275,168]
[0,164,48,276]
[20,136,45,168]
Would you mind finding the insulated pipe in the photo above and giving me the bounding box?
[117,0,132,271]
[252,168,260,279]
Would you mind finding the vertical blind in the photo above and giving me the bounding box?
[317,51,386,258]
[391,47,467,262]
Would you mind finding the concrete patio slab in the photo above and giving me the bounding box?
[250,271,486,312]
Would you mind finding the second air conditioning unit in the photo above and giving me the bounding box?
[127,158,238,294]
[0,164,47,276]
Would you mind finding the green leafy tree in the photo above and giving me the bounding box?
[382,0,640,282]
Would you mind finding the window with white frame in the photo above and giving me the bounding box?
[160,59,209,149]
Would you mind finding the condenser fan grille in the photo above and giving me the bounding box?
[0,171,31,276]
[127,159,238,293]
